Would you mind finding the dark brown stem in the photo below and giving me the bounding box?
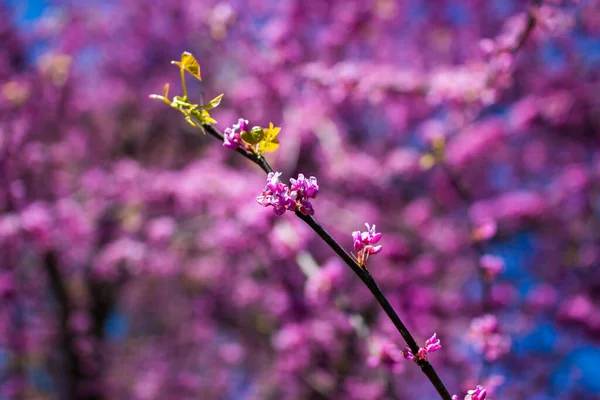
[203,124,453,400]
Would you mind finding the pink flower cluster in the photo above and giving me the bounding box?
[452,385,488,400]
[402,333,442,362]
[368,333,442,373]
[223,118,248,149]
[352,223,382,266]
[256,172,319,216]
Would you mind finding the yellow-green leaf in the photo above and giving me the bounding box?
[264,123,281,140]
[203,93,224,110]
[171,52,202,80]
[184,115,197,127]
[198,109,217,125]
[260,136,279,153]
[149,93,171,105]
[258,123,281,153]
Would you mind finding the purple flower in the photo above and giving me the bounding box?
[466,385,487,400]
[352,230,363,251]
[452,385,488,400]
[233,118,249,133]
[289,173,319,215]
[403,333,441,362]
[296,198,314,216]
[289,174,319,199]
[401,346,415,361]
[266,172,285,192]
[257,173,318,216]
[223,126,241,149]
[223,118,250,149]
[364,223,382,245]
[257,172,318,216]
[368,244,383,255]
[256,172,294,216]
[424,332,442,353]
[352,223,383,267]
[289,174,318,216]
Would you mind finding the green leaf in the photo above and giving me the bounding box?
[241,126,264,145]
[258,123,281,153]
[202,94,224,110]
[171,52,202,80]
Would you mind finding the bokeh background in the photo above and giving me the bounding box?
[1,0,600,399]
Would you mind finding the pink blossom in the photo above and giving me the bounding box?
[453,385,488,400]
[424,332,442,353]
[351,223,383,267]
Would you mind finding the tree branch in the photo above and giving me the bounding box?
[202,124,453,400]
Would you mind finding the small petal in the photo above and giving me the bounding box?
[234,118,249,132]
[369,232,383,244]
[304,176,319,198]
[368,245,383,255]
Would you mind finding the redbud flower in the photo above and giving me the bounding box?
[401,346,415,361]
[233,118,249,133]
[223,126,241,149]
[352,231,363,252]
[223,118,250,149]
[256,172,294,216]
[289,174,319,199]
[404,333,442,362]
[424,332,442,353]
[289,173,319,216]
[266,172,285,192]
[352,223,383,267]
[452,385,488,400]
[256,172,319,216]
